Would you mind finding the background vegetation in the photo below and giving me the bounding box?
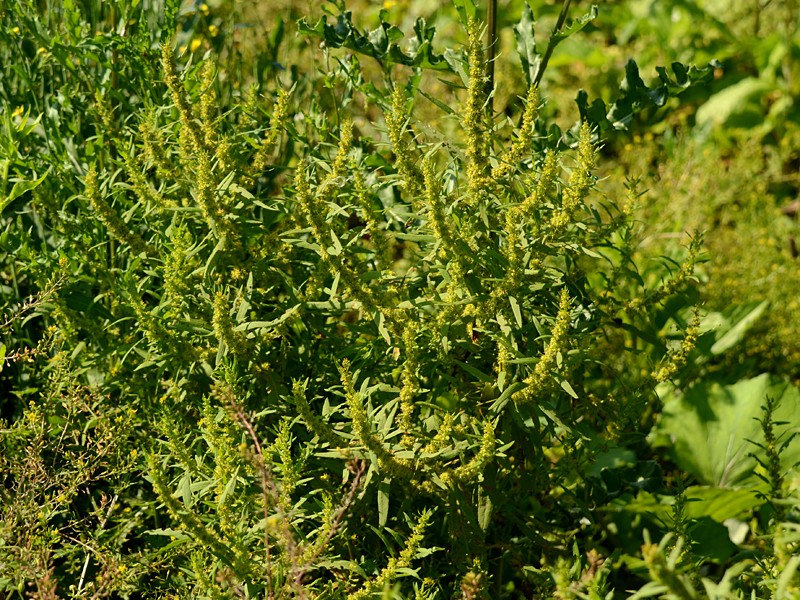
[1,0,798,598]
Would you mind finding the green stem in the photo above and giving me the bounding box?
[485,0,498,112]
[533,0,572,88]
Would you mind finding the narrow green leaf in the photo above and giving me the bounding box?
[178,473,193,508]
[378,478,390,527]
[560,379,578,399]
[218,466,239,506]
[0,171,49,214]
[509,296,523,328]
[477,487,493,531]
[777,555,800,599]
[452,358,494,383]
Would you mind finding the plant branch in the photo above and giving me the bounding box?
[533,0,572,88]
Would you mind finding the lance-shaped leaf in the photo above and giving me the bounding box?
[452,0,477,28]
[513,2,539,88]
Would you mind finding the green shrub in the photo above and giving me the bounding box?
[3,1,799,598]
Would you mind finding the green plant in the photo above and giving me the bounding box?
[4,0,798,597]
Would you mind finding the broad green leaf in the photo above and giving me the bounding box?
[709,300,769,356]
[696,77,772,130]
[652,374,800,487]
[619,486,762,523]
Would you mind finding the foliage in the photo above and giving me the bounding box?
[1,0,799,598]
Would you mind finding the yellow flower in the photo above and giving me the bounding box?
[190,38,202,52]
[200,3,210,15]
[208,24,219,37]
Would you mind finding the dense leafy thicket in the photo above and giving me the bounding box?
[1,1,799,598]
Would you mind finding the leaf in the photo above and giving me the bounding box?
[378,478,390,527]
[298,12,452,72]
[144,528,191,539]
[452,358,494,383]
[418,88,457,115]
[509,296,523,328]
[652,374,800,487]
[777,555,800,599]
[376,312,391,345]
[452,0,476,27]
[560,379,578,399]
[0,343,5,373]
[0,171,49,214]
[531,5,598,86]
[218,466,239,506]
[549,5,598,44]
[477,487,492,531]
[178,473,193,508]
[513,3,539,88]
[695,76,772,130]
[575,59,719,134]
[708,300,769,356]
[327,229,343,256]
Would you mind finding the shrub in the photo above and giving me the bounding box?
[8,0,797,598]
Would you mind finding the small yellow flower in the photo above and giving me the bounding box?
[11,26,20,35]
[200,3,210,15]
[190,38,202,52]
[208,24,219,37]
[12,106,24,118]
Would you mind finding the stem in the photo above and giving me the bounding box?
[533,0,572,88]
[485,0,498,112]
